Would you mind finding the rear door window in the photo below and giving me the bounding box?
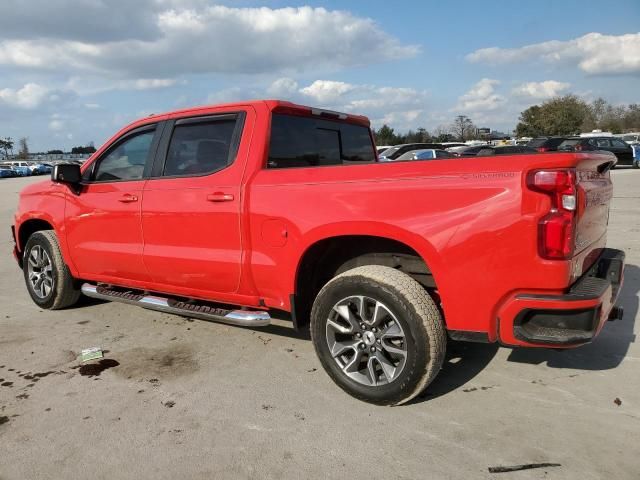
[596,139,611,148]
[267,114,375,168]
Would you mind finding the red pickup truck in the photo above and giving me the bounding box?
[12,100,625,405]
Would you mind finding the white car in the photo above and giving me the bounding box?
[619,133,640,145]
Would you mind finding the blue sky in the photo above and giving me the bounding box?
[0,0,638,151]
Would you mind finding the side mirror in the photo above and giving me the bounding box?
[52,163,81,185]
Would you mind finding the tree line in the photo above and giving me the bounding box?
[373,95,640,145]
[374,115,478,145]
[515,96,640,137]
[0,136,96,160]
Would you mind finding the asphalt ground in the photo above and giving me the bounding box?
[1,169,638,479]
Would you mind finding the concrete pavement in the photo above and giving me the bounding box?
[1,170,638,479]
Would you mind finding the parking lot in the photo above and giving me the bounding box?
[0,171,638,479]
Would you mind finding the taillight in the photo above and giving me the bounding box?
[537,147,548,152]
[527,169,577,260]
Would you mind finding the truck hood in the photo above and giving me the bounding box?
[19,179,54,197]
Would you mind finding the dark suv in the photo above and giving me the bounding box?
[527,136,568,152]
[557,137,634,166]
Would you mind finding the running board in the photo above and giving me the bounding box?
[81,283,271,327]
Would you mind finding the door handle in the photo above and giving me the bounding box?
[118,194,138,203]
[207,192,234,202]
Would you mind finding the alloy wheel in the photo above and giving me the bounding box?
[326,295,407,387]
[27,245,54,298]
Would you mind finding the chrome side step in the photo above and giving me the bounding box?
[81,283,271,327]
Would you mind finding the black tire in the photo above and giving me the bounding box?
[311,265,446,405]
[23,230,81,309]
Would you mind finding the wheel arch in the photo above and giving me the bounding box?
[292,231,445,332]
[18,218,55,251]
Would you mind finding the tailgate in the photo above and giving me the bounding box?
[572,155,615,280]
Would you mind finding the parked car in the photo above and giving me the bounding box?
[619,133,639,145]
[557,137,635,167]
[12,100,625,405]
[446,144,490,156]
[9,161,34,175]
[11,164,32,176]
[439,142,467,148]
[376,146,391,154]
[31,163,52,175]
[0,165,17,178]
[527,136,568,152]
[476,145,539,156]
[393,149,456,161]
[378,143,444,161]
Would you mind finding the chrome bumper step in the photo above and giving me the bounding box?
[81,283,271,327]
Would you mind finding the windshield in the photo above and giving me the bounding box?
[622,135,637,142]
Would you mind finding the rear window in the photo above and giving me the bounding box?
[267,114,375,168]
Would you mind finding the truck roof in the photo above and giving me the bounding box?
[131,99,371,129]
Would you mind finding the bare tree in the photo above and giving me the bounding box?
[450,115,476,142]
[432,124,453,142]
[18,137,29,160]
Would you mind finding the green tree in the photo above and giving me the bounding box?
[516,95,591,137]
[373,124,399,145]
[71,145,97,154]
[0,137,14,159]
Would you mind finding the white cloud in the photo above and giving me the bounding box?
[48,119,64,131]
[466,32,640,75]
[84,103,100,109]
[453,78,505,112]
[130,78,177,90]
[512,80,571,99]
[297,80,429,129]
[300,80,355,103]
[267,77,299,97]
[204,78,429,130]
[0,82,49,109]
[0,6,419,78]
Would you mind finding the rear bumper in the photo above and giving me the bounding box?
[497,248,625,347]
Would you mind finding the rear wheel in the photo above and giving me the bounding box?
[23,231,81,309]
[311,265,446,405]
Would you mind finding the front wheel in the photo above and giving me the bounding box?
[311,265,446,405]
[23,231,81,309]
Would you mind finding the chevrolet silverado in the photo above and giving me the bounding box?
[12,100,625,405]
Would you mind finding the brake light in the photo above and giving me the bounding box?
[537,147,548,152]
[527,169,577,260]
